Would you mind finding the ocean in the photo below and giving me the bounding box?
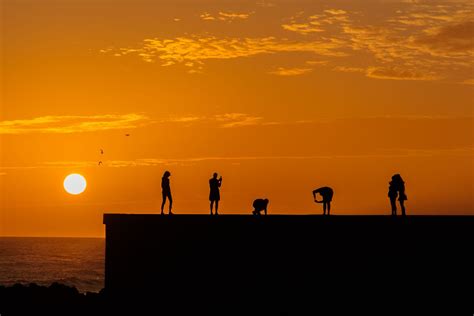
[0,237,104,293]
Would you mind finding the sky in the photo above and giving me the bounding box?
[1,0,473,237]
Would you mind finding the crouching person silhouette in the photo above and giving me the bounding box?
[312,187,333,215]
[252,199,269,215]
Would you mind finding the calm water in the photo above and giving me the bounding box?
[0,237,104,293]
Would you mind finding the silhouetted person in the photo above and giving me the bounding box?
[161,171,173,215]
[252,198,269,216]
[388,174,407,216]
[313,187,333,215]
[209,173,222,215]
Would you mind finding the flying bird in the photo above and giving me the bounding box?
[100,149,104,155]
[125,134,130,137]
[98,161,103,166]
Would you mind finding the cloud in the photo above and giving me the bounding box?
[281,23,324,34]
[256,0,275,8]
[461,78,474,85]
[157,113,265,128]
[0,113,150,135]
[282,9,349,35]
[26,146,474,169]
[412,21,474,54]
[334,65,439,81]
[219,12,252,20]
[108,36,347,70]
[0,172,6,176]
[305,60,328,66]
[214,113,263,127]
[200,13,215,21]
[324,9,347,15]
[103,2,472,82]
[200,11,253,22]
[366,66,440,80]
[333,66,366,73]
[269,67,312,76]
[162,116,203,123]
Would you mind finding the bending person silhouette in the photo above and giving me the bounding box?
[312,187,334,215]
[161,171,173,215]
[209,173,222,215]
[388,174,407,216]
[252,198,269,216]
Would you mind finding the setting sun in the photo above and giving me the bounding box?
[64,174,87,195]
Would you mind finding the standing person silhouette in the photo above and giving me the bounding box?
[209,173,222,215]
[388,174,407,216]
[312,187,334,215]
[161,171,173,215]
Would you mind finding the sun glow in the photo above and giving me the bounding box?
[64,174,87,195]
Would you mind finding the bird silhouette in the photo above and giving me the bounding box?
[100,149,104,155]
[98,161,103,166]
[125,134,130,137]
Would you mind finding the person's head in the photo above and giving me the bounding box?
[163,171,171,178]
[392,174,403,183]
[213,172,218,179]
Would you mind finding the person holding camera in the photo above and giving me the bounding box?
[209,172,222,215]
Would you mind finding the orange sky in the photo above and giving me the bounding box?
[1,0,473,237]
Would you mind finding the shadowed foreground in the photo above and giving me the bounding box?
[1,215,472,315]
[103,215,473,314]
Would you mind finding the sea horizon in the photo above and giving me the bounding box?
[0,237,104,293]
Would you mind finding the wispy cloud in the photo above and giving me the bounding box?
[105,36,346,70]
[0,113,150,135]
[219,12,252,20]
[200,13,215,20]
[282,9,349,35]
[256,0,275,8]
[200,11,253,21]
[366,66,440,80]
[333,66,365,73]
[411,21,474,55]
[461,78,474,85]
[14,147,473,169]
[337,2,473,81]
[159,113,265,128]
[306,60,328,66]
[214,113,263,127]
[281,22,324,34]
[269,67,312,76]
[103,2,473,82]
[324,9,347,15]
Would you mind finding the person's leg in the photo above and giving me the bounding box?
[323,202,327,215]
[264,207,267,216]
[161,193,166,215]
[168,194,173,214]
[327,201,331,215]
[215,200,219,215]
[400,200,406,216]
[390,198,397,215]
[210,201,214,215]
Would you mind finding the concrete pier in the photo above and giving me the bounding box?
[103,214,474,313]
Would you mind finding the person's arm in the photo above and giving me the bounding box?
[218,177,222,187]
[313,190,324,203]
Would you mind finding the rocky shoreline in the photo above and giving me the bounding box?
[0,283,105,315]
